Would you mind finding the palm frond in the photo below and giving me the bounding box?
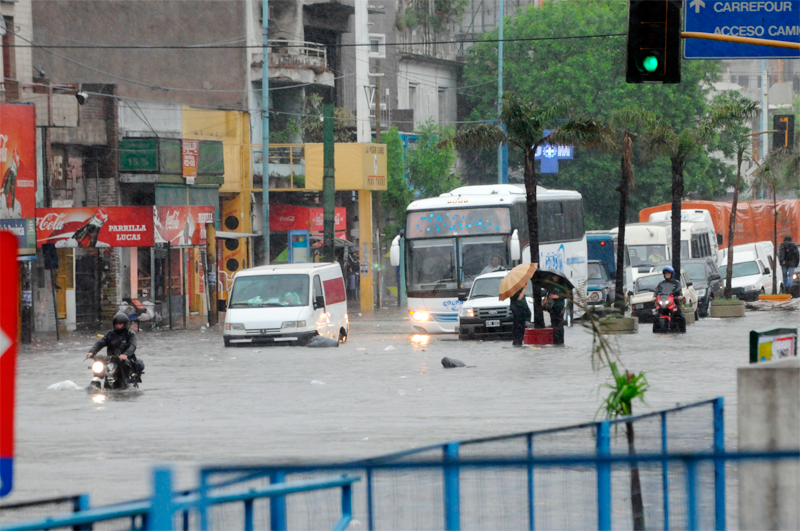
[438,122,507,150]
[544,117,616,152]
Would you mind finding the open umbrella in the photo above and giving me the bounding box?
[532,268,575,291]
[499,263,538,301]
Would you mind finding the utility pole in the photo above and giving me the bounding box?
[261,0,271,264]
[760,60,768,199]
[205,223,217,326]
[497,0,507,184]
[322,104,335,262]
[374,62,383,309]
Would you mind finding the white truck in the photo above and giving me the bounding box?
[648,209,721,265]
[611,221,672,295]
[719,241,776,300]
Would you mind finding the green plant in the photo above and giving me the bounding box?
[404,0,467,32]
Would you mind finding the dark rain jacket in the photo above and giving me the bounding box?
[90,329,137,361]
[656,278,683,298]
[779,242,799,268]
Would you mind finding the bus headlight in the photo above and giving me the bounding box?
[459,307,474,318]
[410,311,430,322]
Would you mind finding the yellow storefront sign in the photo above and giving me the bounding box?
[303,143,387,191]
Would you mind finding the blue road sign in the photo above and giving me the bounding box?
[535,130,573,174]
[684,0,800,58]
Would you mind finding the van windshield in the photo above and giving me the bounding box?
[628,245,667,267]
[719,261,760,279]
[229,275,309,308]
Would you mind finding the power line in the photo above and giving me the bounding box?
[4,33,626,49]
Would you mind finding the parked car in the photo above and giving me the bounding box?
[719,242,775,300]
[586,260,615,307]
[653,259,722,317]
[456,270,533,340]
[630,270,699,322]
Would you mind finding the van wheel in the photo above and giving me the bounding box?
[223,338,231,347]
[338,328,348,343]
[694,309,699,321]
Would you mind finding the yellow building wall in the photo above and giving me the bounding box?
[182,107,251,194]
[304,143,387,191]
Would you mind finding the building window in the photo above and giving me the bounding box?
[369,34,385,58]
[438,87,448,125]
[408,84,418,112]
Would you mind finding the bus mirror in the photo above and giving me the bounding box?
[510,230,521,261]
[390,236,401,267]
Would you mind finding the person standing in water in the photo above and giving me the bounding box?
[510,287,531,347]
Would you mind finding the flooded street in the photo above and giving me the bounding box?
[6,309,799,506]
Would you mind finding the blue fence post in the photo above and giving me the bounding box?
[527,434,535,531]
[72,494,91,531]
[198,471,210,531]
[686,459,698,531]
[270,471,287,531]
[244,499,254,531]
[341,483,353,522]
[366,468,375,531]
[444,443,461,531]
[661,412,669,531]
[148,467,174,531]
[596,421,611,531]
[713,397,726,531]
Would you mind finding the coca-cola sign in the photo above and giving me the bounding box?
[36,207,154,248]
[269,203,346,232]
[154,206,215,246]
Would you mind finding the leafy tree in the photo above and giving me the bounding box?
[406,119,461,198]
[383,126,414,238]
[300,94,355,143]
[459,0,725,229]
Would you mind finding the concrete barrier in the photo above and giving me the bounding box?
[598,316,638,334]
[738,358,800,531]
[710,299,746,318]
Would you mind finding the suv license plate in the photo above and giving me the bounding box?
[486,320,501,327]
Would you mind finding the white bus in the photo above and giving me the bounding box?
[391,184,588,333]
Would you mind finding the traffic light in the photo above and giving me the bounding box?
[626,0,683,84]
[773,115,795,151]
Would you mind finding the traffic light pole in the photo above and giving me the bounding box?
[261,0,270,265]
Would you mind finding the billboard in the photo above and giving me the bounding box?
[36,207,154,248]
[0,219,36,257]
[154,206,215,246]
[0,104,37,219]
[270,203,346,232]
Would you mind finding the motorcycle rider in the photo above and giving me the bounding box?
[654,266,685,320]
[86,313,139,387]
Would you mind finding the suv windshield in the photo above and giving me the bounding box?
[229,274,309,308]
[719,261,760,279]
[683,263,707,281]
[635,275,662,293]
[588,263,608,281]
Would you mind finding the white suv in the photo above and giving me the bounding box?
[456,271,533,340]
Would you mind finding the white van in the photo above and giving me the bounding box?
[649,210,721,264]
[719,241,776,300]
[223,263,349,346]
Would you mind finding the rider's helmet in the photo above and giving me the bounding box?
[662,266,675,278]
[112,312,130,333]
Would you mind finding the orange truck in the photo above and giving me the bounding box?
[639,200,800,249]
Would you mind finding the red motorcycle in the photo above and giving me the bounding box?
[651,284,686,333]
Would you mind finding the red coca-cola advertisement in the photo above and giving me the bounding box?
[270,203,346,232]
[36,207,154,248]
[154,206,215,246]
[0,104,37,219]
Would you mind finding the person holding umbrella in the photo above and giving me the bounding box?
[499,263,538,347]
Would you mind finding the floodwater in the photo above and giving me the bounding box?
[5,309,798,506]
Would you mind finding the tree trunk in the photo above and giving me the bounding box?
[524,147,540,263]
[626,419,646,531]
[724,149,744,298]
[525,147,545,328]
[773,188,778,294]
[614,136,633,310]
[670,156,685,276]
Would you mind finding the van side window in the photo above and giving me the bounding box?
[313,275,324,303]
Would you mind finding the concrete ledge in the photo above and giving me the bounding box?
[598,316,638,334]
[685,310,696,325]
[710,299,746,318]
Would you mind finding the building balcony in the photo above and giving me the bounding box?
[251,40,334,88]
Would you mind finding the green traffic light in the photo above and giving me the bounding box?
[643,55,659,73]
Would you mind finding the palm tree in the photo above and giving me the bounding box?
[710,94,761,298]
[646,98,760,278]
[752,147,800,293]
[546,109,657,312]
[441,92,571,264]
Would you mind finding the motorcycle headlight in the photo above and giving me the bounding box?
[459,307,474,318]
[92,361,105,374]
[281,321,306,328]
[410,311,430,322]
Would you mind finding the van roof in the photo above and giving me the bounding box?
[234,262,340,278]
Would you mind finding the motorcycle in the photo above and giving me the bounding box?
[88,353,144,390]
[651,284,686,334]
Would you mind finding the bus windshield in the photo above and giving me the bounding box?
[628,245,667,267]
[407,239,457,292]
[460,236,508,288]
[229,275,309,308]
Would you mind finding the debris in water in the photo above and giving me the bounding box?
[398,389,407,395]
[311,380,326,385]
[48,380,82,391]
[384,346,396,351]
[441,357,469,369]
[356,348,367,351]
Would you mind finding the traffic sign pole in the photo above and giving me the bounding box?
[0,232,19,497]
